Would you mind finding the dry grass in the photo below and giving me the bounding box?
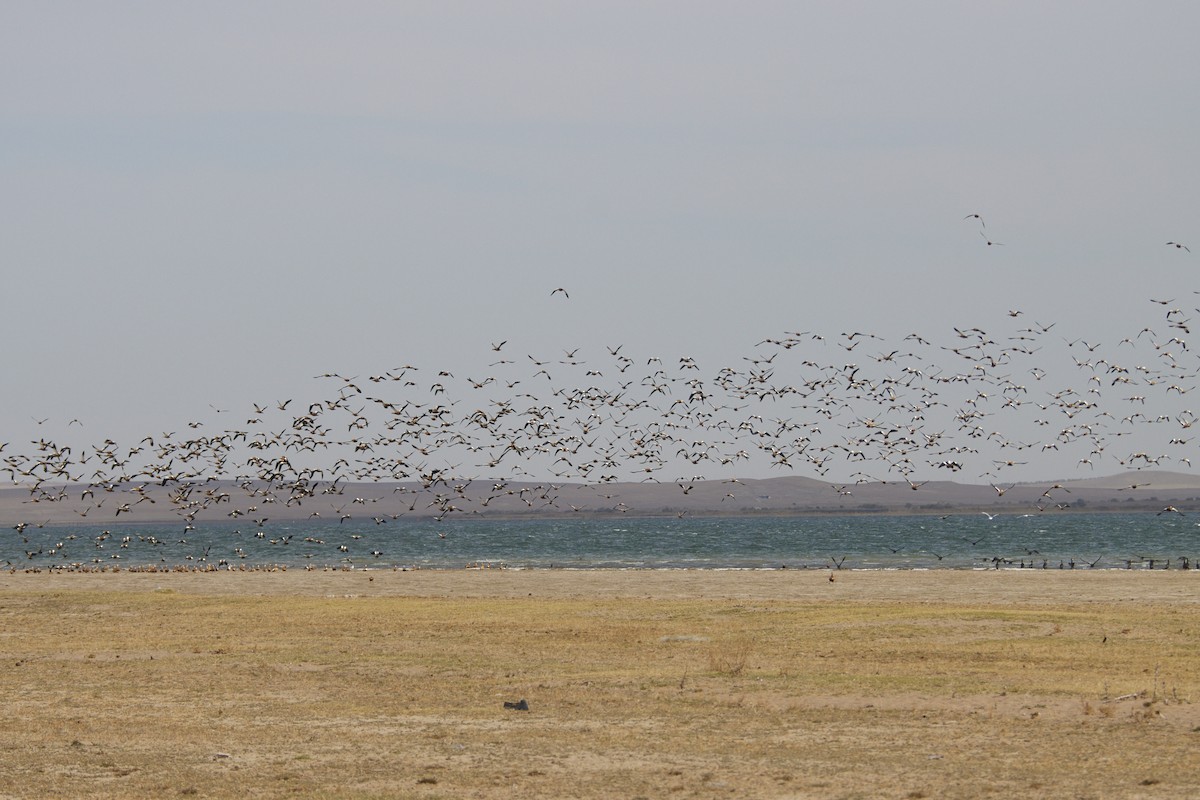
[0,576,1198,798]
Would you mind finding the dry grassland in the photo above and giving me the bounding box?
[0,571,1197,799]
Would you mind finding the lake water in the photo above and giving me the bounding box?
[5,512,1197,571]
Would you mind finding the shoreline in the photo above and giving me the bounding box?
[6,503,1199,527]
[3,566,1196,603]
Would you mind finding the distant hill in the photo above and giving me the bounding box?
[1053,470,1200,491]
[5,470,1200,526]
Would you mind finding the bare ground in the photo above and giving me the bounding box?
[0,570,1197,799]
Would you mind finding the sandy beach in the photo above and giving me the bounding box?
[2,570,1197,799]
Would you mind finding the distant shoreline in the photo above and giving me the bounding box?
[2,502,1194,528]
[5,470,1200,526]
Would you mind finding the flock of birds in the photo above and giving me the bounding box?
[2,229,1198,569]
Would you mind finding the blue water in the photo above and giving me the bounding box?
[4,512,1197,571]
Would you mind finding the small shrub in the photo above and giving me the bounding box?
[708,638,752,676]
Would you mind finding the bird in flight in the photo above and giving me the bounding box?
[551,287,569,298]
[963,213,985,227]
[1166,242,1190,252]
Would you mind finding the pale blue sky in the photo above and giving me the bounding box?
[3,2,1198,483]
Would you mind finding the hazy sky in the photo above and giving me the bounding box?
[3,2,1199,485]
